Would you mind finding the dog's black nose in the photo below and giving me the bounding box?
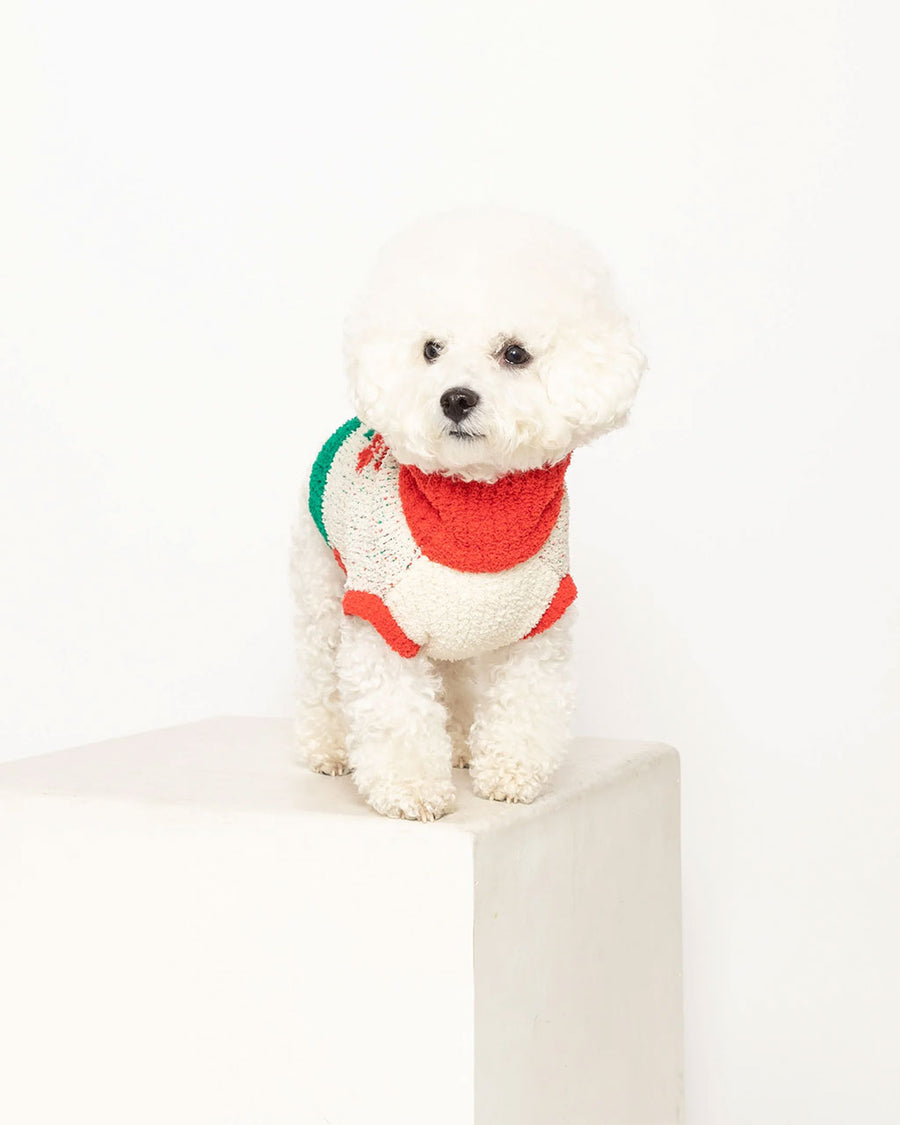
[440,386,480,424]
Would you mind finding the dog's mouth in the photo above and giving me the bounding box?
[448,426,485,440]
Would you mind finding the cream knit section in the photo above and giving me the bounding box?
[318,424,573,661]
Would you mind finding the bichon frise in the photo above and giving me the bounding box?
[291,208,645,821]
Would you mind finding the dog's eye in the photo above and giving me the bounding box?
[423,340,444,363]
[501,342,532,367]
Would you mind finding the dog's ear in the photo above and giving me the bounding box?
[545,317,647,446]
[342,300,401,428]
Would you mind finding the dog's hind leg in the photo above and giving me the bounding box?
[438,658,479,768]
[337,616,456,821]
[290,496,348,775]
[469,616,575,804]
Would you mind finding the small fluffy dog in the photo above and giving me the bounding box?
[291,208,644,821]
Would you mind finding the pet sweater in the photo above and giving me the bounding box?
[308,418,576,661]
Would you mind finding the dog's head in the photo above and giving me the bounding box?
[344,208,645,481]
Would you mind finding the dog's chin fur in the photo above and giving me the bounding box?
[344,206,646,481]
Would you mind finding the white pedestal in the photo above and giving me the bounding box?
[0,717,683,1125]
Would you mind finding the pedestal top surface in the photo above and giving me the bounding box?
[0,717,675,834]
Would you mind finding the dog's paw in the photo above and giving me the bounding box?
[451,743,471,769]
[364,778,456,822]
[470,757,548,805]
[309,756,350,777]
[296,730,349,777]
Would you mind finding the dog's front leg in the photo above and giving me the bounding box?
[337,616,456,821]
[469,617,575,804]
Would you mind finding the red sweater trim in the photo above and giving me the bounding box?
[342,590,420,658]
[524,574,577,639]
[398,456,570,574]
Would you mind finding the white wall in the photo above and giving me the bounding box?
[2,1,897,1121]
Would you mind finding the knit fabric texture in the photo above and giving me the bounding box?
[308,419,577,661]
[397,455,571,574]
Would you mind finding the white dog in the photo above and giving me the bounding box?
[291,208,644,821]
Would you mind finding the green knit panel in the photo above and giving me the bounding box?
[308,417,361,544]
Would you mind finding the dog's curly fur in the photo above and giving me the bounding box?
[292,208,644,820]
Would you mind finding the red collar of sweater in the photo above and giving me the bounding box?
[397,455,571,574]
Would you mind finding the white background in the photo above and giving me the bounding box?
[2,1,898,1121]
